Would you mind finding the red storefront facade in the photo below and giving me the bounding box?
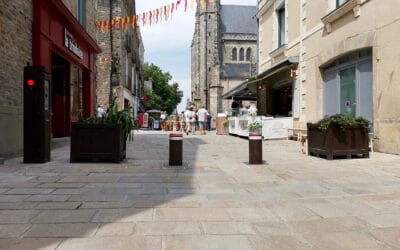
[32,0,101,137]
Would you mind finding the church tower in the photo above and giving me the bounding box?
[191,0,221,115]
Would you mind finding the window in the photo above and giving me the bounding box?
[336,0,349,8]
[232,48,237,61]
[78,0,85,25]
[239,48,244,61]
[323,49,373,125]
[246,48,252,61]
[277,7,285,47]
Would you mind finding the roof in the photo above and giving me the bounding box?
[221,63,251,79]
[220,5,258,34]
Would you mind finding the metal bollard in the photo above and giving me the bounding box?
[169,133,183,166]
[249,133,263,164]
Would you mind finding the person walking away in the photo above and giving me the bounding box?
[160,112,166,131]
[194,110,199,135]
[206,113,212,131]
[180,111,186,133]
[197,106,208,135]
[184,107,195,135]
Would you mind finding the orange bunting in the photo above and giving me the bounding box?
[95,0,211,32]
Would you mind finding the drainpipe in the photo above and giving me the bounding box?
[109,0,114,105]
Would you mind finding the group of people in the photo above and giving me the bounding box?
[177,106,211,135]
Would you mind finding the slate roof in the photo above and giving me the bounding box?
[220,5,258,34]
[221,63,251,79]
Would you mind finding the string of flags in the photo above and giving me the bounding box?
[95,0,215,33]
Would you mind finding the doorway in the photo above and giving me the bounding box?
[51,52,70,137]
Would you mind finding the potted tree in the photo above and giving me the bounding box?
[307,114,370,160]
[70,98,134,163]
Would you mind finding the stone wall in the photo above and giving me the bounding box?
[95,0,143,111]
[0,0,32,156]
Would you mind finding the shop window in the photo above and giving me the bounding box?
[232,48,237,61]
[71,65,83,118]
[78,0,86,25]
[239,48,244,61]
[246,48,252,61]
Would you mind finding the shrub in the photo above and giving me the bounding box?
[78,97,134,140]
[317,114,369,131]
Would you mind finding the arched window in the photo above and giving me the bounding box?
[246,48,252,61]
[239,48,244,61]
[231,48,237,61]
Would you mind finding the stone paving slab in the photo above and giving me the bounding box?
[0,130,400,249]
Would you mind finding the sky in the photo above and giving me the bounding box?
[136,0,257,113]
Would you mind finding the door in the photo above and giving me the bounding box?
[339,67,356,117]
[51,53,70,138]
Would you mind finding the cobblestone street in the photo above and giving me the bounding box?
[1,131,400,249]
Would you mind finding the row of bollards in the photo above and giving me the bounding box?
[168,132,263,166]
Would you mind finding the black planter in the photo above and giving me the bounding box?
[307,123,369,160]
[70,122,126,163]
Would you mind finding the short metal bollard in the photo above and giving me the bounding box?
[169,133,183,166]
[249,133,263,164]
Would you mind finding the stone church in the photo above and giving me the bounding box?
[191,1,258,115]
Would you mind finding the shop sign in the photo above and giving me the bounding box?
[64,29,83,60]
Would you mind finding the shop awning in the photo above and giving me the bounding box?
[222,80,257,100]
[222,56,299,100]
[247,56,299,84]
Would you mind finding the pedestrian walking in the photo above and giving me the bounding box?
[197,106,209,135]
[184,107,195,135]
[206,113,212,131]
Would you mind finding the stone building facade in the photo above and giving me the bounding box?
[191,1,257,115]
[0,0,33,157]
[0,0,100,157]
[95,0,144,116]
[255,0,400,154]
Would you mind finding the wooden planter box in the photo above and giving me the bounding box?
[307,123,369,160]
[70,123,126,163]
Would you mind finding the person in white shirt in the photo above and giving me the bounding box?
[184,107,195,135]
[97,105,106,118]
[196,106,208,135]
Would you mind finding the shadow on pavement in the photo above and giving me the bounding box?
[0,131,209,249]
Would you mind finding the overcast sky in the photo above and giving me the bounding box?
[136,0,257,112]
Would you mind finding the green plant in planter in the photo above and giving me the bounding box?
[248,121,262,132]
[79,97,134,140]
[317,114,369,131]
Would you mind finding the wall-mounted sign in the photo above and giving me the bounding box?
[64,29,83,60]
